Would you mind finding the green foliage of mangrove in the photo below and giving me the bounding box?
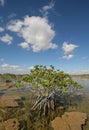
[22,65,82,115]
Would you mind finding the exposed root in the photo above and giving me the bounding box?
[31,93,59,115]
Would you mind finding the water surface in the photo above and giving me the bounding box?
[0,78,89,130]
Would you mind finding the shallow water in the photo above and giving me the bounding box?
[0,78,89,130]
[67,78,89,130]
[73,77,89,92]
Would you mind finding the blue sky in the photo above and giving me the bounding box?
[0,0,89,74]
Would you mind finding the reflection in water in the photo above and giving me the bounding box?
[73,78,89,93]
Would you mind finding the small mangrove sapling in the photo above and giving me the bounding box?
[22,65,82,115]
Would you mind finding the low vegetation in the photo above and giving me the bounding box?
[1,66,89,129]
[22,65,82,115]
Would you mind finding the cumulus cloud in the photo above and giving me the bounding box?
[7,16,57,52]
[1,64,20,70]
[0,34,13,45]
[7,20,23,32]
[40,1,55,17]
[62,54,74,60]
[62,42,78,60]
[18,42,30,50]
[0,0,4,6]
[0,27,4,32]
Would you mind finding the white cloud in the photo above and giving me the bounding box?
[0,34,13,45]
[63,54,74,60]
[62,42,78,54]
[1,64,20,70]
[62,42,78,60]
[7,16,57,52]
[0,27,4,32]
[40,1,55,16]
[18,42,30,50]
[7,20,23,32]
[0,63,30,74]
[0,0,4,6]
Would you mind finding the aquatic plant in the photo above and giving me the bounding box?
[22,65,82,115]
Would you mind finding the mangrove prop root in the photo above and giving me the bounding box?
[31,93,58,115]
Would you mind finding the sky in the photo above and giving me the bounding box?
[0,0,89,74]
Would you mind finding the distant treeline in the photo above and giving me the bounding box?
[0,73,89,83]
[0,73,28,82]
[71,74,89,79]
